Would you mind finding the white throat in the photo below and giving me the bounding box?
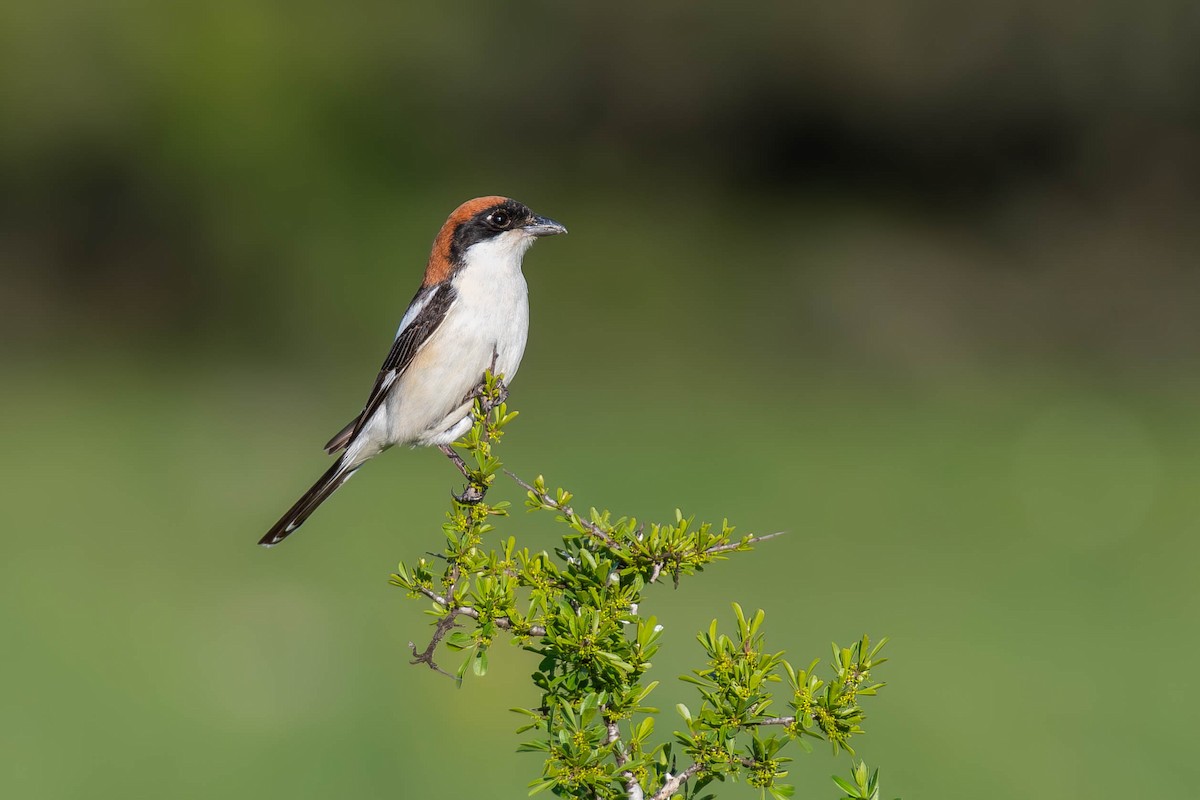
[460,230,537,277]
[452,229,532,315]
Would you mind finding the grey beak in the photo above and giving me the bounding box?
[524,214,568,237]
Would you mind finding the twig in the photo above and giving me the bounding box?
[604,716,643,800]
[438,444,473,479]
[603,719,621,749]
[649,762,705,800]
[504,469,620,548]
[409,563,465,676]
[411,584,546,637]
[438,374,510,504]
[506,469,786,585]
[408,612,461,678]
[749,715,796,727]
[704,530,786,554]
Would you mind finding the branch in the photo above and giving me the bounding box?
[603,719,622,750]
[604,716,643,800]
[409,563,464,676]
[649,762,705,800]
[505,469,620,548]
[412,584,546,639]
[438,373,510,503]
[749,715,796,727]
[507,469,786,588]
[408,611,460,678]
[704,530,786,554]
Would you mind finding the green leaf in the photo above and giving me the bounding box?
[832,775,858,795]
[516,741,551,752]
[633,717,655,741]
[733,602,747,635]
[527,778,557,795]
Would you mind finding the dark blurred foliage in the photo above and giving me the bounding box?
[3,0,1199,369]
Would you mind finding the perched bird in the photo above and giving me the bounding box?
[259,196,566,547]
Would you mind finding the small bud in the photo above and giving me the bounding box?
[654,624,664,633]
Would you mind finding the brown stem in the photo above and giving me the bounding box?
[749,715,796,727]
[649,762,704,800]
[412,585,546,638]
[604,715,643,800]
[408,611,461,678]
[505,468,785,584]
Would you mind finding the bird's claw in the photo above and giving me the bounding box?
[465,377,509,411]
[453,484,487,504]
[491,380,509,408]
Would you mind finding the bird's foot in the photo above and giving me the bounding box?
[452,483,487,504]
[488,379,509,409]
[464,377,509,411]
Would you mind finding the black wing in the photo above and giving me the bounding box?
[327,284,457,451]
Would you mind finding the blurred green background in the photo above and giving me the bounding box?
[4,2,1200,798]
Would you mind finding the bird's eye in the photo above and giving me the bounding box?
[488,210,511,228]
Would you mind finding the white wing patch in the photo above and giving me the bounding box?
[395,285,439,339]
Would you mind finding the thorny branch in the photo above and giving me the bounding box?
[604,715,643,800]
[704,530,786,553]
[505,468,785,581]
[438,374,510,504]
[648,762,705,800]
[394,377,879,800]
[750,715,796,727]
[407,613,460,678]
[408,562,464,676]
[505,469,620,548]
[411,584,547,640]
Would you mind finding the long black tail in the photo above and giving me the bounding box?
[259,459,357,547]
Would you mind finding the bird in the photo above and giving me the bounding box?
[258,196,566,547]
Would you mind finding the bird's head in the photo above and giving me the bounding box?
[424,196,566,286]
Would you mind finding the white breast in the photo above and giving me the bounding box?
[383,230,531,447]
